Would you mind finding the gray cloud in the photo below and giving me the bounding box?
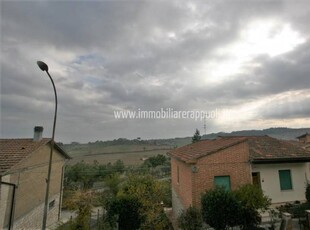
[1,1,310,143]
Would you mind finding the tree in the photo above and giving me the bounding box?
[75,192,92,230]
[234,184,271,229]
[59,190,93,230]
[106,195,143,230]
[306,183,310,204]
[201,187,240,230]
[104,173,122,197]
[234,184,271,211]
[177,206,203,230]
[118,174,171,229]
[201,185,271,230]
[143,154,168,168]
[192,129,201,143]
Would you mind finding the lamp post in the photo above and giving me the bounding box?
[37,61,58,230]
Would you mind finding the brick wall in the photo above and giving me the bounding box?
[171,141,252,214]
[193,141,251,208]
[171,158,194,211]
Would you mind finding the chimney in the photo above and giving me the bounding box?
[33,126,43,141]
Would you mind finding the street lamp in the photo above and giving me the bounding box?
[37,61,58,230]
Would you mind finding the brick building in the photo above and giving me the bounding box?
[0,127,70,229]
[168,136,310,217]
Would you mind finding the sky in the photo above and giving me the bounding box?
[1,0,310,143]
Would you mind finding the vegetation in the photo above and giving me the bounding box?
[177,206,203,230]
[306,183,310,203]
[201,187,240,230]
[192,129,202,143]
[142,154,169,168]
[106,195,143,230]
[234,184,271,211]
[64,160,125,190]
[60,151,172,230]
[201,185,271,230]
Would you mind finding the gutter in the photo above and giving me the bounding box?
[251,157,310,164]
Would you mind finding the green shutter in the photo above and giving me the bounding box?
[279,170,292,190]
[214,176,231,191]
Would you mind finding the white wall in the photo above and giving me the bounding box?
[252,163,310,204]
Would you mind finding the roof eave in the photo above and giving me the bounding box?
[49,141,72,159]
[251,157,310,164]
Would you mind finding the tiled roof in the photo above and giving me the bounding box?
[168,136,310,163]
[0,138,70,175]
[297,133,309,139]
[168,137,248,163]
[247,136,310,163]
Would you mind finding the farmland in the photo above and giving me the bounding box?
[63,142,176,165]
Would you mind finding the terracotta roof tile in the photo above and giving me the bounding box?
[247,136,310,162]
[0,138,70,175]
[168,136,310,163]
[168,137,247,163]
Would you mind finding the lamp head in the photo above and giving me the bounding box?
[37,61,49,72]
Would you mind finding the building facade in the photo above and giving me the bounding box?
[169,136,310,217]
[0,127,70,229]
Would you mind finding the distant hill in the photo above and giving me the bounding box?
[203,127,310,141]
[149,127,310,147]
[61,127,310,152]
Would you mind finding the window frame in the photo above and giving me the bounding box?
[278,169,293,191]
[214,175,231,191]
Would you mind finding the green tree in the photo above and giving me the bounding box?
[234,184,271,229]
[234,184,271,211]
[119,174,171,229]
[75,192,92,230]
[106,195,143,230]
[201,185,271,230]
[306,183,310,204]
[112,159,125,173]
[104,173,122,197]
[201,187,240,230]
[143,154,168,168]
[177,206,203,230]
[59,191,93,230]
[192,129,201,143]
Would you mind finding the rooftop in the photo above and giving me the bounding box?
[168,136,310,163]
[0,138,70,175]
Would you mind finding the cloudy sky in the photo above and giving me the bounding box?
[1,0,310,143]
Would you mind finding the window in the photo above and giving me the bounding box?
[49,200,55,210]
[279,170,293,190]
[214,176,231,191]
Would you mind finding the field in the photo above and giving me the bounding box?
[65,144,173,165]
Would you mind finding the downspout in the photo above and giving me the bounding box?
[1,181,17,230]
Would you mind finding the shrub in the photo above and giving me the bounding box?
[106,195,143,230]
[177,206,203,230]
[234,184,271,211]
[201,185,271,230]
[306,183,310,204]
[201,188,241,230]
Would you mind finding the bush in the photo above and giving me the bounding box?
[177,206,203,230]
[106,195,143,230]
[201,188,240,230]
[201,185,271,230]
[306,183,310,204]
[234,184,271,211]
